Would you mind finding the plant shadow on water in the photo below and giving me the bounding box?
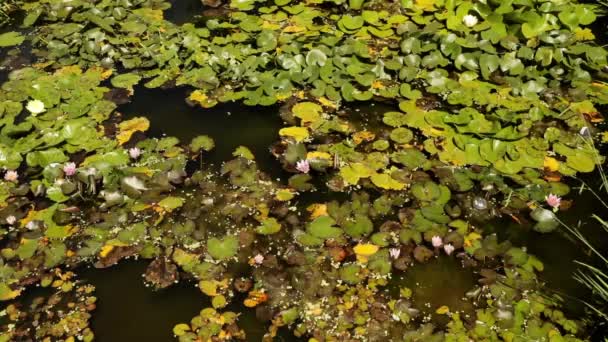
[389,256,477,327]
[120,86,285,180]
[79,260,302,341]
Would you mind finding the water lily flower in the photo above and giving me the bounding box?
[63,162,77,176]
[6,215,16,225]
[296,159,310,173]
[26,99,46,115]
[26,221,38,230]
[431,236,443,248]
[389,248,401,260]
[129,147,142,159]
[4,170,18,182]
[444,244,455,255]
[253,254,264,265]
[463,14,478,27]
[545,193,561,210]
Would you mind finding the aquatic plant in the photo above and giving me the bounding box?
[0,0,606,340]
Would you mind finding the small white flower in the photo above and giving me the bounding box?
[26,99,46,115]
[463,14,478,28]
[444,244,455,255]
[6,215,16,225]
[389,248,401,260]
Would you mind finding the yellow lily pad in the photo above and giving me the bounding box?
[116,117,150,145]
[279,126,310,142]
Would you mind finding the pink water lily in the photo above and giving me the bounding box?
[431,235,443,248]
[389,248,401,260]
[545,193,561,210]
[129,147,142,159]
[63,162,77,176]
[296,159,310,173]
[253,254,264,265]
[444,244,455,255]
[4,170,18,182]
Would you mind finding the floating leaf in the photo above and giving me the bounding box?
[279,126,309,142]
[190,135,215,153]
[207,236,239,261]
[158,197,185,212]
[256,217,282,235]
[353,243,379,263]
[116,117,150,145]
[0,32,24,47]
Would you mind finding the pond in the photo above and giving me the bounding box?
[1,0,608,341]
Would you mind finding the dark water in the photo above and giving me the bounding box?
[79,259,302,341]
[120,86,285,180]
[80,261,209,341]
[164,0,205,25]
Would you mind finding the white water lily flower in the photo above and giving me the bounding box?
[26,99,46,115]
[463,14,478,27]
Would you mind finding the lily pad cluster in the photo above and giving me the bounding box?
[0,270,96,342]
[0,0,605,340]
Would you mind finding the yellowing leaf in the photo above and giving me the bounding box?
[292,102,323,125]
[464,232,482,248]
[353,243,379,263]
[255,203,269,221]
[415,0,437,11]
[371,80,385,89]
[116,117,150,145]
[318,96,337,108]
[189,90,208,104]
[283,25,306,33]
[100,69,113,80]
[199,280,218,296]
[99,245,114,258]
[436,305,450,314]
[306,151,332,162]
[279,126,310,142]
[262,21,280,30]
[352,131,376,145]
[0,283,21,301]
[544,156,559,172]
[244,290,268,307]
[370,173,406,190]
[574,27,595,41]
[307,203,328,219]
